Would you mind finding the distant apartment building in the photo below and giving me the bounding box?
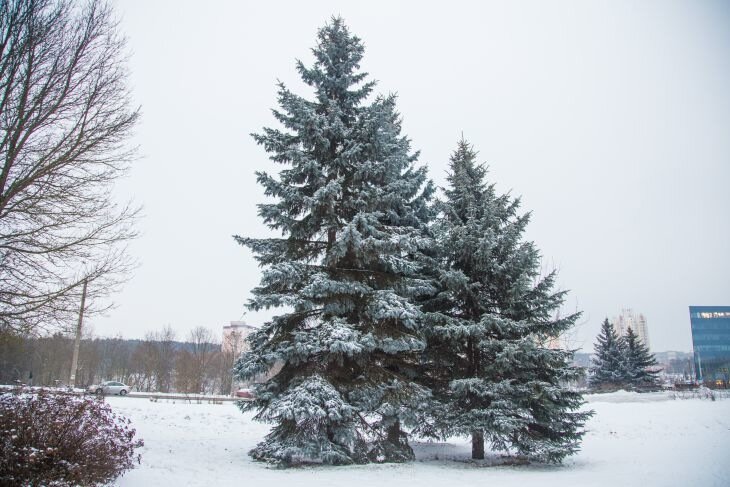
[611,308,650,350]
[222,321,282,389]
[689,306,730,384]
[222,321,256,354]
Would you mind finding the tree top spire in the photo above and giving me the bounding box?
[296,16,374,106]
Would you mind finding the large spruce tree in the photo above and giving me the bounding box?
[420,139,591,463]
[589,318,628,391]
[234,18,434,466]
[624,327,661,390]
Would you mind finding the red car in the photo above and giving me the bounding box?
[235,389,254,399]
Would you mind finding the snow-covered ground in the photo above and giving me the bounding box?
[111,391,730,486]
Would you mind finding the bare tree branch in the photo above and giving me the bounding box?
[0,0,139,334]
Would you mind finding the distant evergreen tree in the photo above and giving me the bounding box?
[233,18,434,466]
[589,319,628,391]
[419,138,591,463]
[624,327,661,390]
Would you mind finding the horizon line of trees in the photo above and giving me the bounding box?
[0,325,246,395]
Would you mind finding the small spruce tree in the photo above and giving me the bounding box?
[624,327,661,390]
[589,319,628,391]
[419,138,591,463]
[234,18,434,466]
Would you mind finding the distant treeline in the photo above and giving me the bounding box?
[1,330,692,395]
[0,326,246,395]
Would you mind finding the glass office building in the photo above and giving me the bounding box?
[689,306,730,385]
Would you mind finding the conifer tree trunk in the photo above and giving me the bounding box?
[467,336,485,459]
[387,419,402,445]
[468,335,485,461]
[471,430,485,460]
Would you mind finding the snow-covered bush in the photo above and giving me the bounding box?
[0,389,143,486]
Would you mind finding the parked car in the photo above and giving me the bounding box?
[234,388,254,399]
[87,381,130,396]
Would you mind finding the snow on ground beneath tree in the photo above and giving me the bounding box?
[109,391,730,487]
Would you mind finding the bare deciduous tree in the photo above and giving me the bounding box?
[130,338,156,392]
[218,329,244,395]
[149,325,176,393]
[189,326,217,394]
[174,348,194,394]
[0,0,139,334]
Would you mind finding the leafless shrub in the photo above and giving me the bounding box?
[0,389,143,486]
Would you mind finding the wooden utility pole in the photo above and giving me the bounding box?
[69,277,88,388]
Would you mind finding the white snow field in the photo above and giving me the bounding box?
[112,391,730,487]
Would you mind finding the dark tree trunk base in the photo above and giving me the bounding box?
[368,419,415,463]
[472,430,485,460]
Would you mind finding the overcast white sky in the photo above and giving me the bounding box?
[95,0,730,352]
